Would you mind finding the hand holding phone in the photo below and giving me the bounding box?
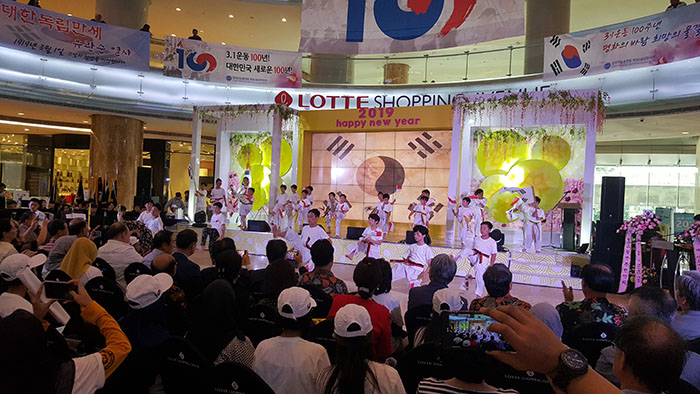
[442,311,511,351]
[43,280,78,301]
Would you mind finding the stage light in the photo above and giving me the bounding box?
[175,7,182,11]
[0,120,91,133]
[331,167,345,180]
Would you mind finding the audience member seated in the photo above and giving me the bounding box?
[151,253,188,336]
[258,239,298,309]
[0,254,45,317]
[298,239,348,296]
[0,280,131,394]
[111,273,173,392]
[373,258,405,350]
[210,237,237,265]
[530,302,564,338]
[143,203,164,235]
[18,211,39,248]
[137,200,154,224]
[407,254,457,311]
[469,264,531,312]
[327,258,393,361]
[557,264,627,333]
[414,288,466,347]
[254,287,330,394]
[60,237,102,285]
[172,229,203,298]
[0,218,18,263]
[97,223,144,287]
[45,219,90,272]
[164,192,186,216]
[316,304,406,394]
[39,219,68,253]
[141,230,174,268]
[672,271,700,341]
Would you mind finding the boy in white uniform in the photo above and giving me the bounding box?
[238,187,255,230]
[452,196,475,248]
[333,194,350,238]
[469,188,488,230]
[345,213,384,260]
[458,221,498,297]
[306,185,314,205]
[323,192,337,234]
[374,193,393,233]
[200,202,227,252]
[210,178,227,213]
[194,183,208,216]
[298,189,313,227]
[271,184,289,229]
[520,196,545,253]
[409,195,433,228]
[391,225,434,288]
[273,208,330,271]
[288,185,301,231]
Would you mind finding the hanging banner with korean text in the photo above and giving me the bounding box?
[300,0,524,54]
[544,3,700,81]
[0,0,150,70]
[163,36,302,88]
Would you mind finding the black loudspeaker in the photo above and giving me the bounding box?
[136,167,153,198]
[405,231,416,244]
[591,220,625,287]
[247,220,271,232]
[600,177,625,223]
[346,227,364,240]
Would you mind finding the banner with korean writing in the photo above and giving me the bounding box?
[0,0,150,70]
[163,36,301,88]
[300,0,524,54]
[544,3,700,81]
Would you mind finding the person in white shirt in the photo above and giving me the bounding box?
[194,183,208,215]
[298,189,313,227]
[238,186,255,230]
[520,196,545,253]
[346,214,384,260]
[452,196,476,249]
[0,219,18,263]
[392,225,434,288]
[0,253,45,317]
[201,202,226,252]
[375,193,394,233]
[470,188,488,230]
[143,203,164,235]
[254,287,330,394]
[136,200,154,224]
[315,304,406,394]
[458,221,498,297]
[409,195,433,228]
[210,178,227,213]
[271,184,290,228]
[288,184,302,231]
[323,192,338,234]
[97,222,144,287]
[273,208,330,271]
[306,185,315,205]
[334,194,351,238]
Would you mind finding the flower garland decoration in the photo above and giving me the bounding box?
[227,172,240,217]
[676,222,700,269]
[616,211,661,292]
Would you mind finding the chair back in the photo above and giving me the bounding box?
[85,277,128,320]
[211,362,276,394]
[562,322,618,365]
[688,338,700,355]
[92,258,117,282]
[124,262,152,285]
[487,362,554,394]
[244,304,282,347]
[200,267,217,288]
[45,269,72,282]
[300,284,333,318]
[158,337,212,394]
[404,304,433,347]
[396,343,449,394]
[305,319,336,361]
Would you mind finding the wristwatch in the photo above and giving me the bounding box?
[548,349,589,392]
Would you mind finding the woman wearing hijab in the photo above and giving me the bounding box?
[59,237,102,285]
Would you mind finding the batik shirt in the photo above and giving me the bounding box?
[298,271,348,296]
[556,297,627,332]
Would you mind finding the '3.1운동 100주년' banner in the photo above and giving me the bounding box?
[543,3,700,81]
[0,0,150,71]
[163,36,302,88]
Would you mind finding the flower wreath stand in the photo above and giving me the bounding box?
[616,212,661,293]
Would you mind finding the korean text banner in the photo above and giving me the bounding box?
[300,0,524,54]
[544,3,700,81]
[0,0,150,71]
[163,36,302,88]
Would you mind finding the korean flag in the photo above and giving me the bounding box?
[543,32,602,81]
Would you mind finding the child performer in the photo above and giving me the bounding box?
[272,208,329,271]
[299,189,313,226]
[420,189,436,207]
[391,225,434,288]
[409,195,433,228]
[200,202,226,252]
[306,185,314,205]
[345,213,384,260]
[271,184,289,229]
[287,184,301,231]
[237,186,255,230]
[469,188,488,230]
[457,221,498,297]
[334,193,350,238]
[520,196,544,253]
[323,192,338,233]
[452,196,475,248]
[375,193,393,233]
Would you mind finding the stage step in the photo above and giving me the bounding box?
[512,272,582,290]
[508,251,574,266]
[509,260,572,278]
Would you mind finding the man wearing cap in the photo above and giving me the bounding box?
[254,287,330,394]
[0,253,46,317]
[97,223,144,287]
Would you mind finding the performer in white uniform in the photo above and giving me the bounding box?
[298,189,313,226]
[374,193,393,233]
[287,185,301,231]
[271,184,289,228]
[273,208,329,271]
[323,192,338,234]
[452,196,475,249]
[345,213,384,260]
[391,225,434,288]
[333,194,350,238]
[520,196,545,253]
[210,178,228,213]
[470,188,488,232]
[458,221,498,297]
[238,186,255,230]
[409,195,433,227]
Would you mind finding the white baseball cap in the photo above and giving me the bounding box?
[0,254,46,281]
[277,287,316,320]
[432,288,465,314]
[125,273,173,309]
[334,304,372,338]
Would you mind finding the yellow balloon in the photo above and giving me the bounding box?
[531,136,571,170]
[478,175,512,201]
[475,131,529,176]
[261,137,293,176]
[507,159,564,211]
[249,165,265,185]
[252,183,268,211]
[236,144,262,170]
[488,191,519,224]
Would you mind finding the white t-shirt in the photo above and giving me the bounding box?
[0,292,32,317]
[210,212,227,233]
[254,336,330,394]
[275,193,289,208]
[375,202,392,220]
[361,227,384,258]
[0,241,18,262]
[210,187,227,208]
[457,206,473,231]
[523,205,545,223]
[315,361,406,394]
[136,209,151,224]
[143,214,163,235]
[196,189,207,212]
[307,193,315,205]
[412,203,432,226]
[404,243,434,266]
[335,202,350,217]
[473,236,498,263]
[71,352,105,394]
[286,225,329,264]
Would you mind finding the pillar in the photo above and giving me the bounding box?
[90,115,143,209]
[524,0,570,74]
[95,0,151,30]
[310,54,354,84]
[383,63,409,84]
[143,139,166,202]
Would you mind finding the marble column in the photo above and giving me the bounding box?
[524,0,570,74]
[90,114,144,209]
[95,0,151,30]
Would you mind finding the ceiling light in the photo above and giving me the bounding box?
[682,131,690,135]
[0,120,91,133]
[83,120,89,123]
[228,14,234,18]
[143,126,148,129]
[17,112,24,115]
[171,34,176,37]
[67,13,72,16]
[24,128,29,131]
[282,17,287,22]
[175,7,181,11]
[221,42,226,45]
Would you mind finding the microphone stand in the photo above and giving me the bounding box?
[544,192,571,248]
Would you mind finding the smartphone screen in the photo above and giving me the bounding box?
[237,250,246,257]
[442,311,511,351]
[43,280,78,301]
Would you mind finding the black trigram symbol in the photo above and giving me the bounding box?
[327,136,354,160]
[549,35,562,48]
[550,59,563,76]
[582,40,591,53]
[408,132,443,159]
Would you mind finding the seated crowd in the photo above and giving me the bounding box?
[0,205,698,394]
